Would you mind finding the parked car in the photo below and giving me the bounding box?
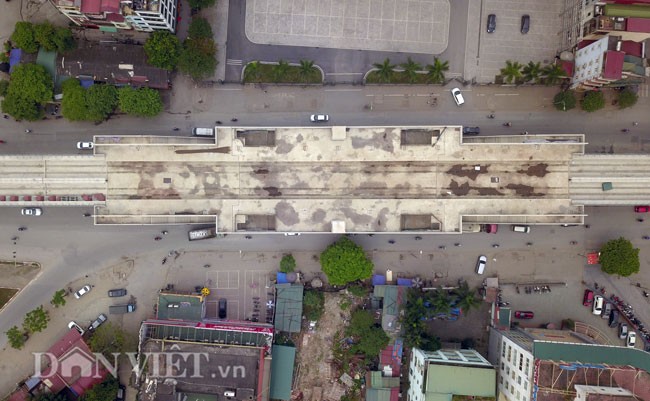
[601,302,612,319]
[514,311,534,319]
[284,232,301,236]
[463,127,480,136]
[76,141,94,150]
[116,384,126,401]
[74,285,91,299]
[619,323,628,339]
[609,310,619,327]
[627,331,636,348]
[108,288,127,297]
[512,225,531,233]
[483,224,498,234]
[583,289,594,306]
[487,14,496,33]
[520,15,530,34]
[21,207,42,216]
[218,298,228,319]
[68,321,84,335]
[592,295,604,315]
[475,255,487,274]
[634,205,650,213]
[88,313,107,331]
[310,114,329,122]
[451,88,465,106]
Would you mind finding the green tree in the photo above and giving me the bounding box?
[33,393,68,401]
[244,61,262,82]
[33,22,57,52]
[522,61,542,84]
[581,90,605,112]
[401,289,428,349]
[6,326,27,350]
[453,282,479,314]
[372,58,395,83]
[347,309,375,337]
[542,63,566,86]
[118,86,163,117]
[425,57,449,84]
[82,376,119,401]
[298,60,317,82]
[279,254,296,273]
[303,290,324,321]
[0,80,9,97]
[61,78,90,121]
[11,22,38,53]
[346,310,389,358]
[144,31,181,70]
[23,305,49,334]
[188,0,216,9]
[53,27,76,53]
[271,60,290,83]
[500,60,523,84]
[86,84,118,121]
[320,237,373,286]
[87,322,135,357]
[618,89,638,109]
[188,18,213,39]
[431,290,451,314]
[599,237,640,277]
[401,57,422,83]
[50,289,66,308]
[178,37,217,81]
[1,63,53,121]
[553,90,576,111]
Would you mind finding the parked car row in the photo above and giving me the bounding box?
[485,14,530,34]
[583,289,640,348]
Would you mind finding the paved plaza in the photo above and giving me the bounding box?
[245,0,450,53]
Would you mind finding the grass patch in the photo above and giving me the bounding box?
[244,63,322,84]
[366,71,434,84]
[0,287,18,309]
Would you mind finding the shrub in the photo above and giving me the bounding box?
[581,91,605,112]
[553,90,576,111]
[618,89,638,109]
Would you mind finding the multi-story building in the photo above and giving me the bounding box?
[51,0,177,32]
[488,327,650,401]
[407,348,496,401]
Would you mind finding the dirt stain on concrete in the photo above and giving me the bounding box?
[518,163,549,177]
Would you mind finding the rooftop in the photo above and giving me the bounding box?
[273,284,303,333]
[156,292,204,321]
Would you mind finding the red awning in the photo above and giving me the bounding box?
[587,252,600,265]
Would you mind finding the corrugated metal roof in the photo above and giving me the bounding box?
[603,50,625,79]
[274,285,303,333]
[369,371,400,388]
[157,293,204,321]
[270,345,296,400]
[366,388,399,401]
[605,4,650,18]
[425,364,496,397]
[533,341,650,372]
[626,17,650,32]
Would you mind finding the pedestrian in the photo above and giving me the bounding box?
[633,122,639,126]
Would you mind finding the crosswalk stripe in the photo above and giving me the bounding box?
[227,59,243,65]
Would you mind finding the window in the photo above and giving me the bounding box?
[525,358,530,375]
[524,381,528,390]
[501,362,505,370]
[502,341,507,357]
[507,346,512,362]
[506,366,510,375]
[519,354,524,371]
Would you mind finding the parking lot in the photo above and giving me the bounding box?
[475,0,565,83]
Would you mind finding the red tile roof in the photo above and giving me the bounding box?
[379,346,401,377]
[603,50,624,80]
[80,0,101,13]
[627,17,650,32]
[100,0,120,13]
[620,40,643,57]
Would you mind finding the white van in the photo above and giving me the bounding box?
[592,295,604,315]
[192,127,215,137]
[512,225,531,233]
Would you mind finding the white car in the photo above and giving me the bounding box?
[76,141,94,150]
[284,232,301,236]
[68,321,84,335]
[310,114,329,122]
[74,285,91,299]
[592,295,604,315]
[451,88,465,106]
[626,331,636,348]
[21,207,42,216]
[476,255,487,274]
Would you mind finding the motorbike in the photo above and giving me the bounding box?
[18,227,27,231]
[487,114,495,119]
[155,236,162,241]
[503,122,512,127]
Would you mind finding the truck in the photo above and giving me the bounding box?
[109,303,136,314]
[188,227,226,241]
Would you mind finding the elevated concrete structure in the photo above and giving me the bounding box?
[1,125,645,233]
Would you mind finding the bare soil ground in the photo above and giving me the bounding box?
[0,262,40,310]
[426,302,492,355]
[295,292,351,401]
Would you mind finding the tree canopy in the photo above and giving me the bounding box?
[11,22,75,54]
[345,310,388,357]
[87,322,135,357]
[1,63,53,121]
[320,237,373,286]
[82,376,118,401]
[303,291,324,321]
[6,326,27,349]
[553,90,576,111]
[51,289,66,308]
[600,237,640,277]
[189,0,216,9]
[62,79,118,122]
[618,89,638,109]
[280,254,296,273]
[144,31,181,70]
[188,18,213,39]
[23,305,49,334]
[117,86,163,117]
[581,90,605,112]
[178,36,217,81]
[11,22,38,53]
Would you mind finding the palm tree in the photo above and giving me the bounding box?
[244,60,261,82]
[372,58,395,83]
[522,61,542,84]
[298,60,316,82]
[453,282,479,314]
[271,60,290,83]
[401,57,422,83]
[542,63,566,86]
[425,57,449,84]
[431,290,452,315]
[500,60,523,84]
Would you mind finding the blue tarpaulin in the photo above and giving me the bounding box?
[396,278,412,287]
[9,48,22,72]
[372,274,386,286]
[80,79,94,88]
[277,272,289,284]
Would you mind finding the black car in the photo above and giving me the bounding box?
[487,14,496,33]
[218,298,227,319]
[609,310,619,327]
[521,15,530,34]
[463,127,481,136]
[108,288,127,297]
